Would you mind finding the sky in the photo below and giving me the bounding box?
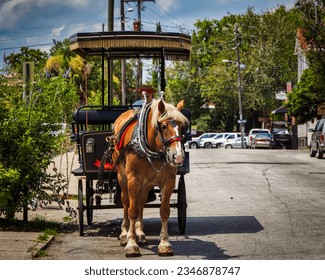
[0,0,296,68]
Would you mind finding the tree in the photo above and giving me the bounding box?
[4,47,48,76]
[166,6,299,132]
[286,0,325,123]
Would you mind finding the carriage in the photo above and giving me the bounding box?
[69,31,192,256]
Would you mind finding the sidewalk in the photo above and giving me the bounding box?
[0,152,80,260]
[0,199,79,260]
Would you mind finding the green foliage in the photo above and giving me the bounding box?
[285,0,325,123]
[0,69,77,219]
[4,47,48,76]
[166,6,300,132]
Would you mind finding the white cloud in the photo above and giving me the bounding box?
[0,0,90,28]
[52,25,66,37]
[155,0,178,11]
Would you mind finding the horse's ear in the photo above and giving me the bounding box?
[158,100,165,114]
[177,100,185,111]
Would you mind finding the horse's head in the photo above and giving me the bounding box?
[152,100,188,166]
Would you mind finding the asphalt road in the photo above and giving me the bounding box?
[40,148,325,260]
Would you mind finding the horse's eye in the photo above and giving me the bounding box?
[161,123,167,130]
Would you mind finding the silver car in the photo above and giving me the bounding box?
[222,137,247,149]
[251,133,274,149]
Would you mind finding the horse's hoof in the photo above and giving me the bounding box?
[158,251,174,257]
[158,243,174,256]
[125,245,141,258]
[126,252,141,258]
[119,236,127,247]
[136,235,148,246]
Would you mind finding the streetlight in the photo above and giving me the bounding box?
[222,26,245,149]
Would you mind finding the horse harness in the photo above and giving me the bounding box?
[97,101,184,186]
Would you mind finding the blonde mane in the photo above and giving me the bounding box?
[150,99,189,127]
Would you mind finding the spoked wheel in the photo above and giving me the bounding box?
[177,175,187,234]
[86,180,94,225]
[78,179,84,236]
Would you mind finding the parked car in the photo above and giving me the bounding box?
[186,133,218,149]
[271,121,292,149]
[308,118,325,159]
[199,133,219,148]
[246,128,270,149]
[251,133,274,149]
[222,136,247,149]
[212,132,241,148]
[211,133,229,148]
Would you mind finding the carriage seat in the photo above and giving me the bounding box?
[72,105,131,125]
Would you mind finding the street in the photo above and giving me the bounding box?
[41,148,325,260]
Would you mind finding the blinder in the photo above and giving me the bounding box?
[157,119,183,148]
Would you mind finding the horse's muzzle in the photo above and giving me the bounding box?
[173,153,184,165]
[166,148,185,166]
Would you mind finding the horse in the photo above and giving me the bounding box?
[112,98,188,257]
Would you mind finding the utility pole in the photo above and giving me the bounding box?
[135,0,142,96]
[235,24,245,148]
[120,0,127,104]
[108,0,114,105]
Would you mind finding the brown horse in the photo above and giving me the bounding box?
[112,99,188,257]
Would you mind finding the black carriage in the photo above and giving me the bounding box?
[69,31,191,236]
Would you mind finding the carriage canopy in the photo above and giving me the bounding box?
[69,31,191,61]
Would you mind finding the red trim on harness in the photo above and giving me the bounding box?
[116,120,138,150]
[94,159,114,170]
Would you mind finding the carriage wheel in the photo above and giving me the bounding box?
[86,180,94,225]
[177,175,187,234]
[78,179,84,236]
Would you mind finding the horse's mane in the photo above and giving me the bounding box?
[150,99,189,127]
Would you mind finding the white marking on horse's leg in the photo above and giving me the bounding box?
[119,214,129,247]
[158,188,174,256]
[158,219,173,256]
[135,219,147,245]
[125,219,141,257]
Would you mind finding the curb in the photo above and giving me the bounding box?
[29,235,55,258]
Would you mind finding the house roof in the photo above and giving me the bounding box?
[294,28,309,55]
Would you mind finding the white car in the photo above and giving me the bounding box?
[187,133,218,149]
[199,133,220,148]
[213,132,241,148]
[246,128,270,149]
[222,136,247,149]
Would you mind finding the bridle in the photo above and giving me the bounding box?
[156,119,183,150]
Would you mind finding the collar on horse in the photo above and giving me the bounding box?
[131,101,166,160]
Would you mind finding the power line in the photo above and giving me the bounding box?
[0,42,53,51]
[153,1,189,29]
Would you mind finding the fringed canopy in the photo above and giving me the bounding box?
[69,31,191,61]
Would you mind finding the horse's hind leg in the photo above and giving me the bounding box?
[117,174,129,247]
[119,207,129,247]
[158,185,174,256]
[135,189,149,245]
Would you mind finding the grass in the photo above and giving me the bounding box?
[0,214,61,233]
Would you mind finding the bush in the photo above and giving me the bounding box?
[0,75,77,220]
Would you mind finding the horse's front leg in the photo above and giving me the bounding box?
[158,183,175,256]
